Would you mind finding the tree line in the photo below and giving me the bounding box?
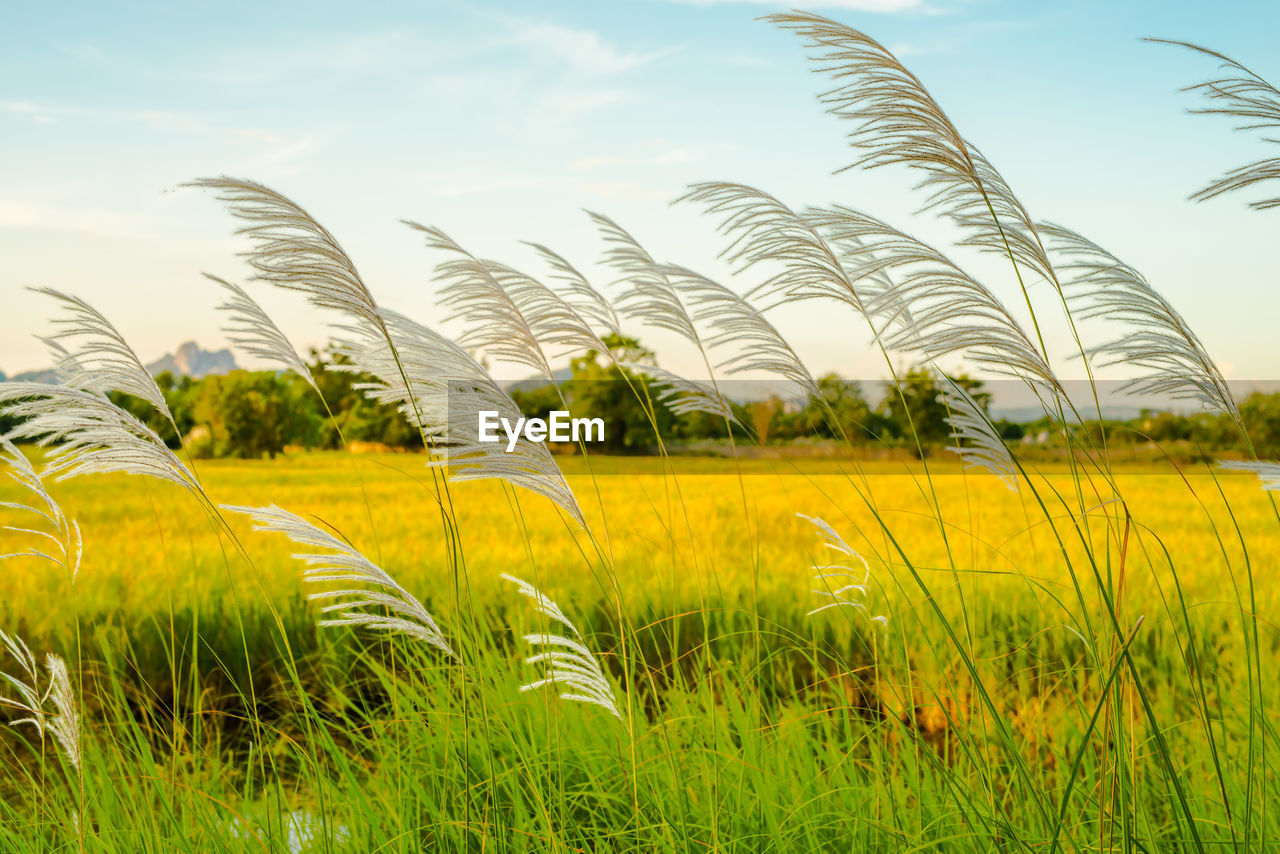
[3,336,1277,459]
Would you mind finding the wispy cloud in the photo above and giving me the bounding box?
[886,16,1042,57]
[580,180,674,202]
[571,143,728,172]
[658,0,924,11]
[535,88,629,126]
[418,171,551,198]
[1,99,321,174]
[0,100,289,143]
[513,22,676,74]
[0,201,156,240]
[199,29,431,86]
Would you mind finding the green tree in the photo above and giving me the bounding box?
[564,334,674,453]
[306,347,421,448]
[802,373,880,442]
[1239,391,1280,456]
[188,371,321,459]
[880,368,989,456]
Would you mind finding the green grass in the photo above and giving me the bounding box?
[1,451,1277,852]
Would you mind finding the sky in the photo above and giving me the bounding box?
[2,0,1278,393]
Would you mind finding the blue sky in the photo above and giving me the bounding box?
[2,0,1277,389]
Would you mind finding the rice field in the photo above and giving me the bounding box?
[4,7,1279,851]
[4,452,1277,643]
[2,451,1277,851]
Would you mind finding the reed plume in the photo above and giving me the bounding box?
[504,573,621,719]
[0,630,81,770]
[525,242,622,338]
[1219,461,1280,491]
[588,212,737,421]
[0,437,83,581]
[767,12,1062,291]
[798,514,886,629]
[589,211,702,346]
[192,176,583,523]
[1151,40,1280,209]
[334,309,584,525]
[938,377,1018,491]
[211,274,318,393]
[677,182,869,312]
[186,177,385,327]
[29,287,174,423]
[807,205,1062,402]
[406,223,608,377]
[224,504,456,658]
[1041,223,1238,421]
[0,383,201,496]
[659,263,819,400]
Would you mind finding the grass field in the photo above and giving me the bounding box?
[4,9,1278,850]
[5,452,1278,641]
[2,450,1277,851]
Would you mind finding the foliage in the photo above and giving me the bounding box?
[1,14,1278,852]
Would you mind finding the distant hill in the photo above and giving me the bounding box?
[2,341,239,386]
[8,367,58,384]
[145,341,237,379]
[503,368,574,394]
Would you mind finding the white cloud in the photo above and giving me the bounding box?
[536,88,628,124]
[660,0,923,11]
[200,29,427,86]
[1,99,291,143]
[419,173,551,198]
[0,201,155,240]
[571,142,734,172]
[513,23,674,74]
[1,99,318,174]
[580,180,674,202]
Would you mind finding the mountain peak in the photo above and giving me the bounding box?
[146,341,238,379]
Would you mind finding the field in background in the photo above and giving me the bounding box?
[6,451,1277,635]
[4,451,1275,706]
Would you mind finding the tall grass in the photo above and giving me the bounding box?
[2,10,1278,852]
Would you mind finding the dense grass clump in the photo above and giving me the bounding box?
[4,10,1280,852]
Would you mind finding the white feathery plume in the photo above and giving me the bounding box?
[1151,40,1280,210]
[37,337,90,388]
[525,242,622,338]
[677,182,919,350]
[676,182,871,313]
[768,13,1061,291]
[333,309,584,526]
[937,377,1018,492]
[638,365,739,423]
[585,213,741,422]
[42,656,80,771]
[186,177,384,327]
[224,504,455,658]
[0,383,201,495]
[588,211,702,346]
[0,631,81,770]
[211,274,318,392]
[798,514,887,630]
[29,287,173,421]
[659,264,820,400]
[0,630,43,728]
[503,574,621,719]
[406,223,607,376]
[1,437,83,581]
[1041,223,1238,419]
[1219,461,1280,491]
[806,205,1062,402]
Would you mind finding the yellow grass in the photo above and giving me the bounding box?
[2,451,1274,644]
